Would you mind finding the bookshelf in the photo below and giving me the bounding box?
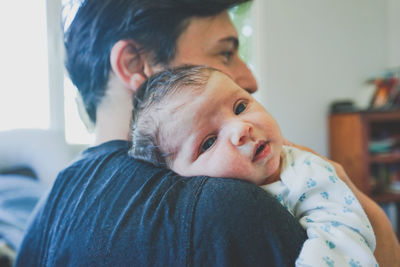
[329,110,400,201]
[329,110,400,237]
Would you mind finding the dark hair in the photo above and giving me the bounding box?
[64,0,251,123]
[129,65,218,167]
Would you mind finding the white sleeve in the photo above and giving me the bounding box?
[267,147,378,267]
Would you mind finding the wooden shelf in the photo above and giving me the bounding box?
[329,110,400,234]
[329,110,400,196]
[364,110,400,121]
[372,191,400,203]
[370,153,400,163]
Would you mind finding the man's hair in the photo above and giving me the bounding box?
[129,65,217,168]
[64,0,251,123]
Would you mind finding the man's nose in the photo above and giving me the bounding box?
[233,59,258,94]
[229,120,253,146]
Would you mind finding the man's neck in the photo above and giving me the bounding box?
[94,80,134,145]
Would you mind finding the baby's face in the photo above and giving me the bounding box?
[166,71,283,185]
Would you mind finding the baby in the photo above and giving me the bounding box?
[130,65,377,266]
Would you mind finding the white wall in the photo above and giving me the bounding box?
[387,0,400,68]
[47,0,65,132]
[252,0,390,156]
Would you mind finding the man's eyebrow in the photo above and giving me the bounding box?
[218,36,239,50]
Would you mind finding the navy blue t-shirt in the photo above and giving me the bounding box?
[15,140,306,266]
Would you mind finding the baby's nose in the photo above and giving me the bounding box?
[229,121,253,146]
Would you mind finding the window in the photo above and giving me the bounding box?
[230,2,254,69]
[0,1,254,144]
[0,1,50,131]
[62,0,95,144]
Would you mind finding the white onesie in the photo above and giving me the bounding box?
[261,146,378,267]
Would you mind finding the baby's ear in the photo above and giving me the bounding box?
[110,40,149,93]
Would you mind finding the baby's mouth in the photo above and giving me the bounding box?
[255,144,265,156]
[252,141,271,162]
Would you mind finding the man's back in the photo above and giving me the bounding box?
[16,140,306,266]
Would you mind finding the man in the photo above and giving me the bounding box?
[15,0,400,266]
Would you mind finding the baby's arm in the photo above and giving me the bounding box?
[285,140,400,266]
[265,147,378,266]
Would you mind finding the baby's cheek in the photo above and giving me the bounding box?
[211,156,251,179]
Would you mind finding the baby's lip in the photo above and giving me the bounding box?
[252,140,270,162]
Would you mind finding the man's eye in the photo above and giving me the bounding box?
[234,102,247,115]
[221,51,233,63]
[200,136,216,154]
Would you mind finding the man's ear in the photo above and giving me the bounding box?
[110,40,153,92]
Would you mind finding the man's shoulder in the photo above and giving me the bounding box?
[61,140,156,180]
[191,178,306,266]
[60,141,295,223]
[64,141,270,198]
[197,178,273,206]
[18,146,306,266]
[195,178,297,220]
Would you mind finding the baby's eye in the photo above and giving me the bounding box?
[234,101,247,115]
[200,136,216,154]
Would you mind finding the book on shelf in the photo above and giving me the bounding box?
[370,163,400,194]
[369,133,400,194]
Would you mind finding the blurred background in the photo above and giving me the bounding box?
[251,0,400,156]
[0,0,399,248]
[1,0,399,155]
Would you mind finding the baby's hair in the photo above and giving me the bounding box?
[129,65,218,167]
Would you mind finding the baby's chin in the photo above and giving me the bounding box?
[249,172,279,186]
[259,153,282,185]
[234,169,278,186]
